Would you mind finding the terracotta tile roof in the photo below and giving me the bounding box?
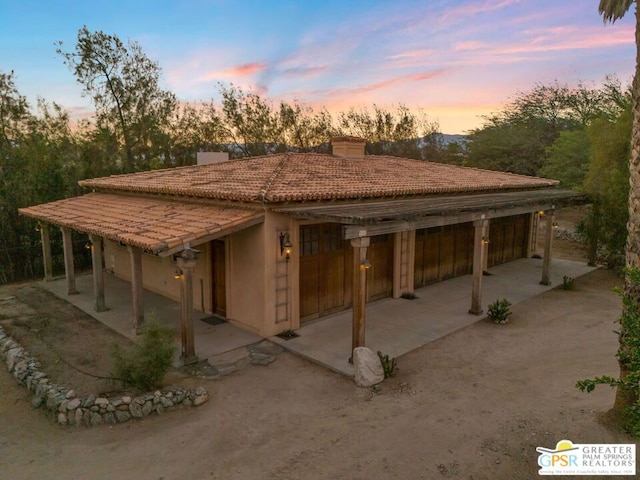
[78,153,558,203]
[19,193,264,254]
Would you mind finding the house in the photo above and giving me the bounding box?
[19,137,576,364]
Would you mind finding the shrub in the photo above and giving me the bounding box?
[488,298,511,324]
[111,319,175,391]
[377,351,397,378]
[561,275,575,290]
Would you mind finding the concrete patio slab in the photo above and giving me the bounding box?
[39,272,262,360]
[271,258,597,376]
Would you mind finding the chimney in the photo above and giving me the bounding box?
[197,151,229,165]
[331,136,366,160]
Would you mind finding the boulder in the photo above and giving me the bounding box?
[352,347,384,388]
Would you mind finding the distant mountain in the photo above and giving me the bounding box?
[440,134,468,146]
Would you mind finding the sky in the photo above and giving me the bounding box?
[0,0,636,134]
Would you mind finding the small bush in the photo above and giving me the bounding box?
[111,319,175,391]
[488,298,511,324]
[377,351,397,378]
[561,275,575,290]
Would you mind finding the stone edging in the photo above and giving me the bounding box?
[0,325,208,427]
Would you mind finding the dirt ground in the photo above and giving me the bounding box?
[1,208,638,479]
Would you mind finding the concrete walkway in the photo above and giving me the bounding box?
[271,258,597,376]
[41,257,595,377]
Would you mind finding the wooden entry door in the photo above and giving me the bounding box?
[211,239,226,317]
[299,224,353,321]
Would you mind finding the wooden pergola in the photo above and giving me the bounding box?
[275,188,583,355]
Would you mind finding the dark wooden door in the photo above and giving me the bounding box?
[439,226,455,280]
[367,234,393,301]
[211,239,226,316]
[299,224,352,321]
[453,223,473,276]
[414,227,441,288]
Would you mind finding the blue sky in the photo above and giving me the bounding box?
[0,0,635,133]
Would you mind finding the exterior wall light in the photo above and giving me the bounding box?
[552,221,559,230]
[279,232,293,259]
[360,259,372,270]
[481,237,490,245]
[173,269,183,279]
[85,241,93,250]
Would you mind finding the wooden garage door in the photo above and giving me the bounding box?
[367,234,393,301]
[414,223,474,288]
[299,224,353,321]
[488,214,530,268]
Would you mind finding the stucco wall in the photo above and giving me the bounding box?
[225,223,266,335]
[103,240,211,313]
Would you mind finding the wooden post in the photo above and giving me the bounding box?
[350,237,369,361]
[60,227,78,295]
[127,245,145,333]
[39,224,54,281]
[90,235,107,312]
[540,210,555,286]
[177,248,200,365]
[470,219,488,315]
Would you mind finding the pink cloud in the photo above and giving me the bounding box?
[226,61,267,77]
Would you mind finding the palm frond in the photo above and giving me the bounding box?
[599,0,634,23]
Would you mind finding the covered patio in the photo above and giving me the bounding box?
[38,257,596,376]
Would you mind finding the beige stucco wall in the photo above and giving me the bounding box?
[224,223,266,335]
[103,239,212,313]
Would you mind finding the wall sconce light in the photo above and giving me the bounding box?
[173,268,183,279]
[279,232,293,259]
[552,221,559,230]
[84,241,93,251]
[538,210,545,218]
[360,259,372,270]
[481,237,490,245]
[35,224,41,233]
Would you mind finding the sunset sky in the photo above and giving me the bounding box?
[0,0,635,133]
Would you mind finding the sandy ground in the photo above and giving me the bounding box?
[0,268,636,479]
[1,208,638,479]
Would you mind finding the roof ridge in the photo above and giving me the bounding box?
[258,154,289,202]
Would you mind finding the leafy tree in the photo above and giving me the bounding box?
[337,104,440,159]
[540,130,590,189]
[466,79,628,176]
[577,0,640,435]
[57,26,177,172]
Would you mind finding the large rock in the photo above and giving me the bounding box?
[352,347,384,388]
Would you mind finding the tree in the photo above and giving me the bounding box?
[57,26,177,172]
[539,130,590,189]
[466,80,625,176]
[577,0,640,435]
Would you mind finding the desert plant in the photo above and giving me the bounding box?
[561,275,576,290]
[377,351,397,378]
[487,298,511,324]
[111,319,175,391]
[276,329,299,339]
[400,292,418,300]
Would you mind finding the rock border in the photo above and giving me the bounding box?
[0,325,208,427]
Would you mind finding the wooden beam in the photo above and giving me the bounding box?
[127,245,145,333]
[177,252,199,365]
[39,224,53,281]
[60,227,78,295]
[350,237,369,361]
[540,210,555,286]
[90,235,107,312]
[470,219,489,315]
[342,202,556,240]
